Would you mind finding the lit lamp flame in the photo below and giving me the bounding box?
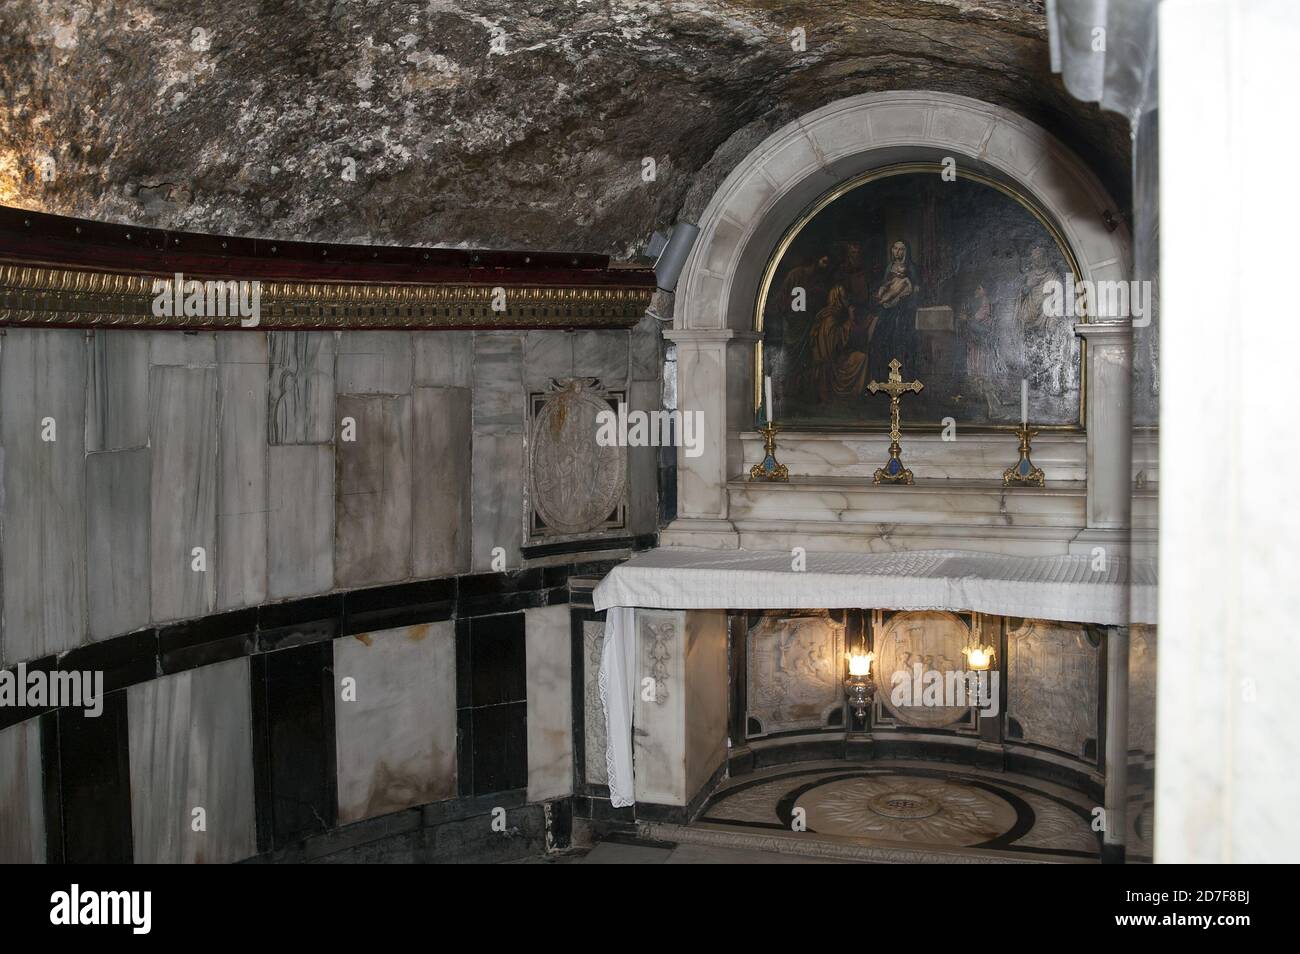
[962,643,995,671]
[847,651,874,677]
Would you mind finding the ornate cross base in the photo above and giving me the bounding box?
[873,440,914,485]
[1003,424,1046,487]
[749,422,789,482]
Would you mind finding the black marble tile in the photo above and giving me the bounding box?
[455,619,472,710]
[58,629,158,694]
[467,613,526,707]
[520,536,634,560]
[470,702,528,795]
[158,608,256,674]
[39,711,64,864]
[0,655,58,730]
[258,594,343,651]
[457,568,556,617]
[250,642,337,849]
[342,579,454,636]
[57,690,133,863]
[456,708,474,799]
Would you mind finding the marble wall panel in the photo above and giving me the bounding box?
[573,330,629,386]
[627,379,659,536]
[525,605,572,802]
[413,331,472,388]
[150,366,218,623]
[470,431,523,572]
[684,609,729,799]
[267,444,334,599]
[524,330,574,389]
[0,719,45,863]
[337,331,414,395]
[411,387,471,578]
[335,395,412,587]
[85,448,151,639]
[127,656,256,863]
[251,641,336,847]
[581,620,608,786]
[217,333,268,611]
[1007,619,1100,759]
[268,331,335,445]
[333,622,456,825]
[85,330,150,452]
[0,329,88,662]
[456,613,528,796]
[746,614,844,737]
[150,331,217,368]
[59,692,133,863]
[471,333,524,431]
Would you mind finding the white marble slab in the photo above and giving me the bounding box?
[333,622,456,824]
[413,331,472,387]
[150,331,217,367]
[86,448,151,639]
[127,657,257,864]
[0,329,88,662]
[411,387,471,577]
[525,605,573,802]
[337,331,414,395]
[335,395,412,587]
[574,330,629,386]
[0,719,46,863]
[86,330,150,452]
[471,333,524,431]
[470,431,523,571]
[217,334,268,611]
[524,331,574,388]
[268,331,335,445]
[267,444,334,599]
[149,366,218,623]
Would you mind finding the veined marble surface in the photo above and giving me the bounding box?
[0,719,45,863]
[127,657,257,864]
[333,622,456,825]
[525,605,573,802]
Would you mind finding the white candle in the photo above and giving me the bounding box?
[765,375,774,424]
[1021,378,1028,425]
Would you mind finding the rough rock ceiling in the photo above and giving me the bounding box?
[0,0,1129,258]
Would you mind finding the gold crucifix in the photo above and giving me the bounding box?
[867,358,924,485]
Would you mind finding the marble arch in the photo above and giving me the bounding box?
[663,90,1138,552]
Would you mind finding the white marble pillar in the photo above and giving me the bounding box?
[1074,321,1133,534]
[1156,0,1300,863]
[632,608,729,806]
[1102,625,1129,863]
[660,330,756,549]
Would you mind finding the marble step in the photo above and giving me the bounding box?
[637,821,1093,864]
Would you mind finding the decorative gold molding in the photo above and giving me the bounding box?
[0,264,653,330]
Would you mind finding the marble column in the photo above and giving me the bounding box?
[1074,322,1133,534]
[659,330,756,549]
[1102,625,1129,863]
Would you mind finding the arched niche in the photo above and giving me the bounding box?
[663,91,1136,552]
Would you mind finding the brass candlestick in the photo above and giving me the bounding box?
[1003,423,1045,487]
[867,358,924,485]
[749,421,789,482]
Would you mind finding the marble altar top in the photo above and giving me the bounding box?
[593,547,1155,625]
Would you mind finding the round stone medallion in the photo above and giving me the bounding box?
[867,790,940,819]
[530,379,626,535]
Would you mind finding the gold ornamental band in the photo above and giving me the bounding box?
[0,264,654,330]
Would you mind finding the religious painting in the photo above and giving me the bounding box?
[757,165,1081,429]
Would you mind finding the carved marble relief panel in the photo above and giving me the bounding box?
[526,377,627,545]
[1006,619,1099,759]
[582,620,609,786]
[871,609,980,731]
[746,613,845,737]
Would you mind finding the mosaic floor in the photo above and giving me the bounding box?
[688,760,1103,862]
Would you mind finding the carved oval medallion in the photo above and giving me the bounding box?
[873,610,973,729]
[530,379,626,535]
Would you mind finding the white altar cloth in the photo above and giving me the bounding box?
[596,547,1154,806]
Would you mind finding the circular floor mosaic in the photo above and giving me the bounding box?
[792,775,1019,846]
[698,764,1100,857]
